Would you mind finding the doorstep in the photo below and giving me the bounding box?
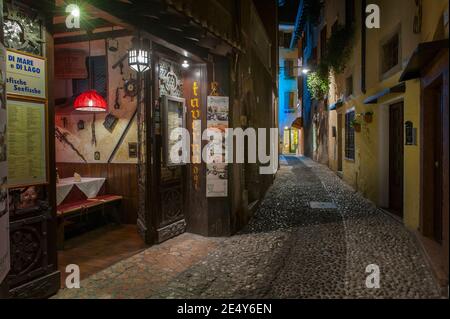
[412,230,448,297]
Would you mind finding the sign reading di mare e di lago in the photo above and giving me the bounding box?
[6,49,46,100]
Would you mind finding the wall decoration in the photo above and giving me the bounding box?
[94,152,101,161]
[103,113,119,132]
[55,36,139,164]
[77,120,85,130]
[55,127,87,163]
[206,95,229,197]
[6,49,46,100]
[3,2,44,56]
[128,142,138,158]
[123,76,138,100]
[159,59,183,97]
[7,99,47,187]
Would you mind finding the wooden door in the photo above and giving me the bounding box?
[389,102,404,217]
[337,113,343,172]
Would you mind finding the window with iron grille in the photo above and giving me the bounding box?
[284,59,295,78]
[279,31,292,48]
[345,110,355,160]
[381,33,400,75]
[73,56,107,98]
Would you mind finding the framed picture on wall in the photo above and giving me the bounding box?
[161,95,186,167]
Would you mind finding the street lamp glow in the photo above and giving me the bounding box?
[182,60,190,68]
[71,5,80,18]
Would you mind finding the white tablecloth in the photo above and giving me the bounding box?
[56,177,106,205]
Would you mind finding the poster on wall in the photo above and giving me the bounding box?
[6,49,46,100]
[0,41,10,284]
[206,96,229,198]
[7,99,47,187]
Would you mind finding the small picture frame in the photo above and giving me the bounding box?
[128,142,138,158]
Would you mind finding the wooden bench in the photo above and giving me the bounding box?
[57,195,123,250]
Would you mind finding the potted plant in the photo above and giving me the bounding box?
[350,119,362,132]
[364,111,374,123]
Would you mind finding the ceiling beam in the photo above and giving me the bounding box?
[54,29,132,45]
[83,0,210,60]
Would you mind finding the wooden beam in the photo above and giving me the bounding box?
[54,29,132,45]
[84,0,210,60]
[52,18,114,34]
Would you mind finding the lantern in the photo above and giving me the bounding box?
[128,36,151,73]
[73,90,107,112]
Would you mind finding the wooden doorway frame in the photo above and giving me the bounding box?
[388,101,405,218]
[420,49,449,278]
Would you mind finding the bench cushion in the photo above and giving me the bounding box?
[57,199,103,217]
[88,195,123,204]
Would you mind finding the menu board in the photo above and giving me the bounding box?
[7,99,46,187]
[206,96,229,198]
[162,96,186,167]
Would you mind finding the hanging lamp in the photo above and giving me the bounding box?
[73,89,107,112]
[73,37,107,146]
[128,32,151,73]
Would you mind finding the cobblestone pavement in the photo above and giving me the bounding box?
[152,156,442,299]
[56,156,442,299]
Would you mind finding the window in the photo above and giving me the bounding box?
[381,33,400,75]
[73,56,107,98]
[284,59,295,78]
[345,0,356,27]
[346,75,353,97]
[279,31,292,48]
[320,26,327,60]
[285,91,296,111]
[345,110,355,160]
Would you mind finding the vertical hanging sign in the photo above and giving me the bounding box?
[190,81,201,191]
[206,94,229,197]
[0,31,10,284]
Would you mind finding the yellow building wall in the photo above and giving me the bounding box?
[323,0,448,230]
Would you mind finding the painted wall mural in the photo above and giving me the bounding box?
[55,37,138,164]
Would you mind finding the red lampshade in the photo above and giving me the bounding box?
[73,90,108,112]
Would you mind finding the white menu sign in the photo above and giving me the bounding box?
[6,49,46,100]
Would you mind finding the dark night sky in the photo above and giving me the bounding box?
[278,0,301,24]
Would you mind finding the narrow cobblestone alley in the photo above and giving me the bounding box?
[56,156,442,299]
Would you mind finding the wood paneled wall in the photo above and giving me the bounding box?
[56,163,138,224]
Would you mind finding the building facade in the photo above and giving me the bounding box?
[299,0,449,288]
[0,0,278,299]
[278,23,302,155]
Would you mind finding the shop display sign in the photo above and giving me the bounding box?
[206,95,229,197]
[7,99,47,187]
[0,42,10,284]
[6,49,46,100]
[162,95,187,167]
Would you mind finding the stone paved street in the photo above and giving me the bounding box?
[56,156,442,299]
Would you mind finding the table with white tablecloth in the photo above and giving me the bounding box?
[56,177,106,206]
